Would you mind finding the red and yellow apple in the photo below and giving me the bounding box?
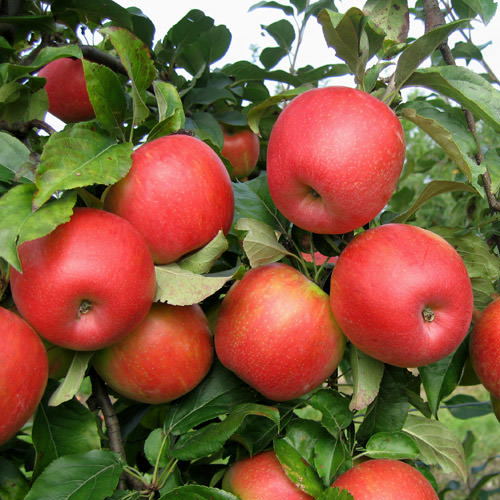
[38,57,95,123]
[330,224,473,367]
[104,134,235,264]
[10,208,156,351]
[0,307,48,445]
[93,303,213,404]
[266,86,405,234]
[214,262,345,401]
[222,450,314,499]
[221,127,260,179]
[332,459,438,499]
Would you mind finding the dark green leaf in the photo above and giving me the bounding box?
[249,1,295,16]
[0,457,29,500]
[260,46,288,69]
[144,428,170,468]
[444,394,493,419]
[186,111,224,150]
[364,0,409,42]
[262,19,295,50]
[318,488,354,500]
[0,131,33,181]
[365,431,420,459]
[309,389,353,437]
[159,485,239,500]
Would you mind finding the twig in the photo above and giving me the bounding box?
[0,119,56,135]
[80,45,128,77]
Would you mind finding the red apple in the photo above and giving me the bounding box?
[330,224,473,367]
[332,459,438,499]
[92,303,213,404]
[0,307,48,446]
[221,127,260,179]
[470,297,500,399]
[301,251,338,266]
[38,58,95,123]
[10,207,156,351]
[104,134,235,264]
[222,450,314,499]
[266,86,405,234]
[214,262,345,401]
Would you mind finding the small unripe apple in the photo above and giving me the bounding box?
[93,303,213,404]
[104,134,235,264]
[38,58,95,123]
[221,127,260,179]
[332,459,438,499]
[215,262,345,401]
[0,307,48,446]
[10,208,156,351]
[267,86,405,234]
[222,450,314,499]
[330,224,473,367]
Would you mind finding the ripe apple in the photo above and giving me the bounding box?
[301,251,338,266]
[266,86,405,234]
[221,126,260,179]
[222,450,314,499]
[470,297,500,399]
[330,223,473,367]
[104,134,235,264]
[92,303,213,404]
[332,459,438,499]
[38,58,95,123]
[0,307,48,446]
[214,262,345,401]
[10,207,156,351]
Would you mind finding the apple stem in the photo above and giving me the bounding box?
[78,299,93,318]
[422,306,435,322]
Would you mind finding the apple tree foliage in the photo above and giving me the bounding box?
[1,0,500,498]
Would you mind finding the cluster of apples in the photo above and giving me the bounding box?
[2,57,488,499]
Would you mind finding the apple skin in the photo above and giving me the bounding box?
[10,207,156,351]
[470,298,500,399]
[92,303,213,404]
[38,58,95,123]
[221,127,260,179]
[0,307,48,446]
[104,134,235,264]
[301,251,338,266]
[330,224,473,368]
[332,459,438,499]
[214,262,345,401]
[222,450,314,500]
[266,86,405,234]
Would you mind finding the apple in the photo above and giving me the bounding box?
[92,303,213,404]
[301,251,338,266]
[0,307,48,446]
[214,262,345,401]
[222,450,314,499]
[470,297,500,399]
[266,86,405,235]
[10,207,156,351]
[332,459,438,499]
[104,134,235,264]
[330,223,473,367]
[38,58,95,123]
[221,126,260,179]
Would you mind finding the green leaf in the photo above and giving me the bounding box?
[48,352,94,407]
[393,19,469,94]
[419,338,469,417]
[263,19,295,50]
[159,485,239,500]
[401,102,485,190]
[349,346,385,412]
[363,0,409,42]
[0,131,33,182]
[0,457,29,500]
[82,60,127,139]
[0,184,76,271]
[444,394,493,419]
[171,403,279,460]
[402,414,467,481]
[187,111,224,150]
[25,450,123,500]
[233,175,286,231]
[249,1,295,16]
[101,26,156,126]
[33,123,133,209]
[178,230,228,274]
[309,389,353,437]
[393,180,478,223]
[235,218,292,268]
[154,263,242,306]
[318,488,354,500]
[260,46,288,70]
[405,65,500,132]
[32,390,100,478]
[144,428,170,468]
[163,362,258,435]
[365,431,420,459]
[147,81,185,141]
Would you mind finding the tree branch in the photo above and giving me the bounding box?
[80,45,128,77]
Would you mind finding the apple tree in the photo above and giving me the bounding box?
[1,0,500,498]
